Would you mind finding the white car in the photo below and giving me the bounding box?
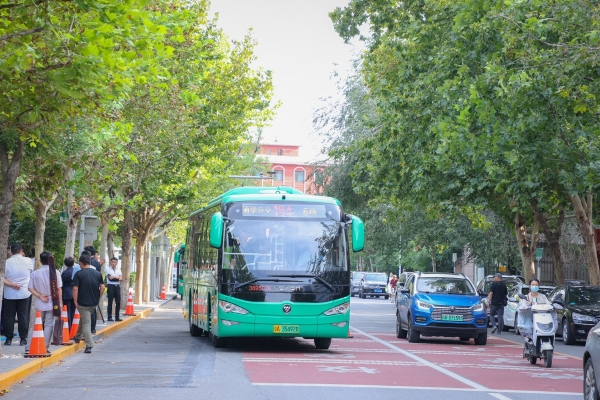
[503,283,555,333]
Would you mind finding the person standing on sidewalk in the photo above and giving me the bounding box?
[73,253,104,353]
[84,246,102,333]
[106,257,122,322]
[61,257,77,327]
[487,273,508,335]
[25,251,62,353]
[2,243,33,346]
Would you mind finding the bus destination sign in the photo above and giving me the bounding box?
[242,203,327,218]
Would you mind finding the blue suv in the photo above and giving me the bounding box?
[396,272,488,345]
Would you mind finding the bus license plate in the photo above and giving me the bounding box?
[273,325,299,334]
[374,289,382,293]
[442,314,463,321]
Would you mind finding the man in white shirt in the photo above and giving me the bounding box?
[2,244,33,346]
[106,257,122,321]
[25,251,62,353]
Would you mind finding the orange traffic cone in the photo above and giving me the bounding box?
[61,306,73,345]
[25,310,50,358]
[160,284,166,300]
[70,308,80,339]
[125,290,135,316]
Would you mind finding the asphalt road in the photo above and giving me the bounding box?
[5,297,584,400]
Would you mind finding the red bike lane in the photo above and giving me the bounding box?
[242,330,582,395]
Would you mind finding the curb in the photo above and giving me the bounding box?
[0,295,176,391]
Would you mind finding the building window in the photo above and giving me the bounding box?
[278,149,283,156]
[295,170,305,183]
[274,170,283,181]
[267,149,271,155]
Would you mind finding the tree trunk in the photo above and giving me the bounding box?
[63,169,77,258]
[514,211,539,282]
[120,208,133,310]
[143,241,151,303]
[531,200,565,285]
[0,141,23,356]
[134,239,145,305]
[571,193,600,286]
[100,216,108,270]
[32,194,58,269]
[431,249,437,272]
[107,230,115,259]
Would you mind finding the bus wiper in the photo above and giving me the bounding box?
[233,278,300,291]
[268,274,335,292]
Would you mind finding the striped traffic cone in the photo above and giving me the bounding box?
[69,308,80,339]
[25,310,50,358]
[125,290,135,316]
[61,306,73,345]
[160,284,166,300]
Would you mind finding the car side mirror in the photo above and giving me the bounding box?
[508,296,516,302]
[552,301,564,310]
[398,282,405,288]
[400,288,409,294]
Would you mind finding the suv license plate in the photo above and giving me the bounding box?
[441,314,463,321]
[374,289,382,293]
[273,325,299,334]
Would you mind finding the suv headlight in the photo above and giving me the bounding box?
[219,300,249,315]
[324,302,350,316]
[416,300,432,310]
[573,312,596,322]
[471,302,484,312]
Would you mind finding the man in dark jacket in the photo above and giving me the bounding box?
[487,273,508,334]
[73,254,104,353]
[84,247,102,333]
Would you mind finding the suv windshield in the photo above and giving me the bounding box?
[568,287,600,306]
[364,274,387,283]
[418,277,475,295]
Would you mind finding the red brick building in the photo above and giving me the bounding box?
[259,142,325,194]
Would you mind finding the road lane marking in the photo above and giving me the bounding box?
[489,393,512,400]
[351,327,488,390]
[251,383,580,395]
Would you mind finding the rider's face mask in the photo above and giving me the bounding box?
[530,285,539,292]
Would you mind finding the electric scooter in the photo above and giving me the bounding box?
[517,303,557,368]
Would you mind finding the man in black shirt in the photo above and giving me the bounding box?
[84,246,102,333]
[487,273,508,335]
[73,254,104,353]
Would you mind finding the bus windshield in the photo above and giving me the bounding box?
[222,217,347,284]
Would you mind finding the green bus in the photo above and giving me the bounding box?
[181,186,364,349]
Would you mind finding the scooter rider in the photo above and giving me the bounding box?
[523,279,550,305]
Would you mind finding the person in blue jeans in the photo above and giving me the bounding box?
[487,273,508,334]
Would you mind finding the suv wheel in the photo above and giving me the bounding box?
[360,291,366,299]
[407,315,420,343]
[396,314,407,339]
[474,330,487,346]
[563,318,576,345]
[584,358,599,400]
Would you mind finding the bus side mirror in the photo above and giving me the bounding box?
[209,212,224,248]
[350,215,364,252]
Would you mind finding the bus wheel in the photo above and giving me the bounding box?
[314,338,332,350]
[210,332,227,348]
[190,318,203,337]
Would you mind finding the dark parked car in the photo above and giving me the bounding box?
[359,273,389,299]
[549,284,600,345]
[351,272,365,297]
[583,321,600,400]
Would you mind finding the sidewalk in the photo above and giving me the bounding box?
[0,292,179,391]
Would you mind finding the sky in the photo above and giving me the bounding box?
[208,0,360,160]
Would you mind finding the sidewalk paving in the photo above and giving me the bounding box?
[0,292,179,391]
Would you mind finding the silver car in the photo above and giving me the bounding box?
[503,283,555,333]
[584,321,600,400]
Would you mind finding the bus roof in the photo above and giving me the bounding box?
[188,186,341,218]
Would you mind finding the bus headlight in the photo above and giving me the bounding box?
[219,301,249,315]
[324,302,350,316]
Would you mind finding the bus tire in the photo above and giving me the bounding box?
[210,332,227,348]
[190,319,202,337]
[314,338,332,350]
